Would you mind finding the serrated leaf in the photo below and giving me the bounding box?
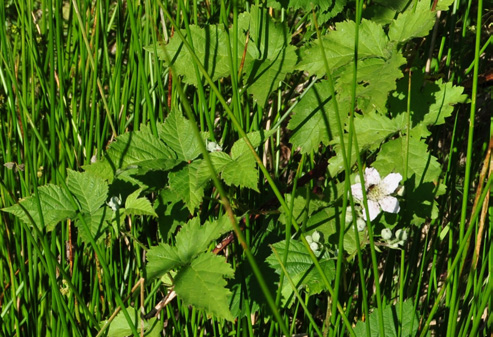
[82,160,115,182]
[159,110,202,162]
[100,307,163,337]
[124,188,157,217]
[146,243,184,280]
[174,216,231,262]
[146,216,231,280]
[2,185,76,232]
[373,137,442,225]
[388,1,436,43]
[221,151,259,191]
[105,127,179,173]
[288,81,349,153]
[389,71,467,133]
[238,6,297,105]
[328,110,403,176]
[266,240,335,306]
[297,19,390,77]
[76,207,111,244]
[151,25,235,86]
[67,169,108,213]
[197,151,232,186]
[353,299,419,336]
[168,161,205,212]
[353,111,403,150]
[336,52,406,113]
[174,253,234,321]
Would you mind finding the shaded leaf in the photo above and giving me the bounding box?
[297,19,391,77]
[100,307,163,337]
[353,299,419,336]
[288,81,349,153]
[151,25,235,86]
[266,240,335,306]
[238,6,297,105]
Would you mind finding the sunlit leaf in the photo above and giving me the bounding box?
[174,253,235,321]
[2,185,76,232]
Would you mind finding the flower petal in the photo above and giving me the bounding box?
[379,196,400,214]
[380,173,402,194]
[364,167,381,187]
[351,183,364,202]
[362,200,381,221]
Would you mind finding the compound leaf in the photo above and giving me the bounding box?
[174,252,235,321]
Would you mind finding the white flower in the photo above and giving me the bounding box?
[351,167,402,221]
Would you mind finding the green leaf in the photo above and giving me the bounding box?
[76,207,111,244]
[67,169,108,214]
[266,240,335,306]
[100,307,163,337]
[335,52,406,113]
[230,130,270,158]
[221,151,259,191]
[353,111,403,151]
[297,19,391,77]
[388,1,436,43]
[105,127,179,173]
[82,159,115,182]
[151,25,235,86]
[389,71,467,135]
[288,81,349,154]
[146,216,231,280]
[146,243,184,280]
[124,188,158,217]
[197,151,233,186]
[174,216,231,262]
[373,137,443,225]
[353,299,419,336]
[159,110,202,162]
[328,110,403,176]
[2,185,76,232]
[168,161,205,212]
[238,6,298,106]
[174,252,235,321]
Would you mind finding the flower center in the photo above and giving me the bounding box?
[367,184,384,201]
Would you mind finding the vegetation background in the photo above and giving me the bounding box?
[0,0,491,336]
